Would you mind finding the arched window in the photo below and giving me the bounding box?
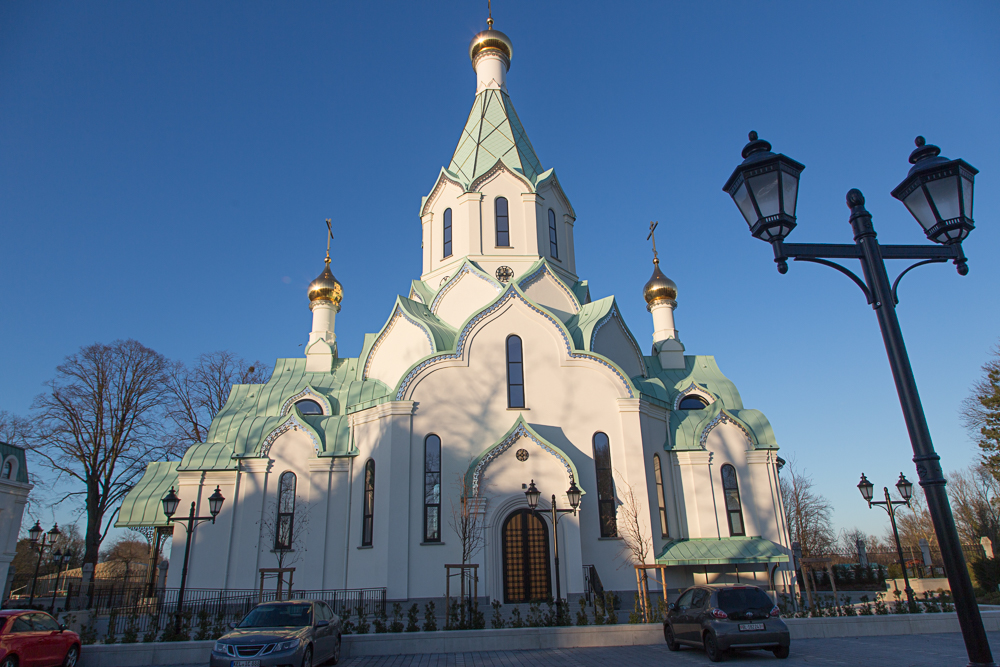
[592,432,617,537]
[295,399,323,415]
[721,464,745,536]
[424,435,441,542]
[443,208,453,258]
[548,209,559,259]
[653,454,668,538]
[506,335,525,408]
[678,395,709,410]
[275,472,296,550]
[495,197,510,247]
[1,460,12,480]
[362,459,376,546]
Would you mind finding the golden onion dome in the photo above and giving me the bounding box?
[308,259,343,307]
[643,259,677,305]
[469,28,513,70]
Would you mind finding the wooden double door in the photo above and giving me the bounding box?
[502,509,552,603]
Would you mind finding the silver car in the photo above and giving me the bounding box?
[663,584,790,661]
[211,600,342,667]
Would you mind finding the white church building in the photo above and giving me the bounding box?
[118,23,793,606]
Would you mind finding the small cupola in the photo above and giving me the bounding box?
[644,222,684,369]
[306,220,342,371]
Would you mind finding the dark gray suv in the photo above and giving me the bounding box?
[663,585,790,661]
[211,600,342,667]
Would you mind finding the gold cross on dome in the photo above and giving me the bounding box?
[487,0,493,28]
[325,218,333,263]
[647,221,659,262]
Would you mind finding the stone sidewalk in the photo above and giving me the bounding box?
[336,631,999,666]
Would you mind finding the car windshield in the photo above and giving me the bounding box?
[238,604,313,628]
[716,588,773,615]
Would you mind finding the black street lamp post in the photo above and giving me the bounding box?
[27,522,60,607]
[724,132,991,666]
[858,472,916,605]
[524,479,582,605]
[161,485,225,635]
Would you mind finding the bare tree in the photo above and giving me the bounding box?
[961,342,1000,478]
[890,488,937,548]
[29,339,173,567]
[839,527,884,557]
[0,410,29,446]
[779,458,834,556]
[948,464,1000,546]
[614,472,653,620]
[448,472,488,568]
[259,494,312,595]
[99,535,151,581]
[166,352,271,446]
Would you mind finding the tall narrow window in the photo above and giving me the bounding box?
[2,460,12,479]
[548,209,559,259]
[593,432,617,537]
[495,197,509,246]
[275,471,296,550]
[424,435,441,542]
[442,208,453,258]
[362,459,376,546]
[721,464,745,536]
[653,454,668,538]
[506,335,525,408]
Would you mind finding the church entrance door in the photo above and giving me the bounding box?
[502,509,552,603]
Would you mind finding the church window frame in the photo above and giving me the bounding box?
[548,209,559,259]
[721,463,746,537]
[443,208,453,258]
[653,454,668,538]
[295,399,324,415]
[495,197,510,247]
[274,471,297,551]
[423,434,442,543]
[362,459,376,546]
[506,335,525,409]
[592,432,617,537]
[1,459,13,480]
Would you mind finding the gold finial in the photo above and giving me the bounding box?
[647,221,660,264]
[487,0,493,29]
[325,218,333,265]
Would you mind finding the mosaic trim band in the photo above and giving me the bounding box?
[363,303,436,381]
[472,422,575,497]
[699,411,755,449]
[518,262,580,314]
[280,386,332,417]
[590,304,646,378]
[430,262,502,314]
[259,413,320,458]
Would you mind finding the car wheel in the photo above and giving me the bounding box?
[301,646,313,667]
[773,645,789,659]
[2,655,17,667]
[330,635,341,665]
[663,624,680,651]
[62,645,80,667]
[704,631,725,662]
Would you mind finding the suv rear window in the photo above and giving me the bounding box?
[717,588,773,615]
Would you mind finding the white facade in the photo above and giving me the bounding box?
[118,25,793,605]
[0,444,32,595]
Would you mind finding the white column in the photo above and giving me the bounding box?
[475,52,507,93]
[650,299,685,369]
[306,301,338,372]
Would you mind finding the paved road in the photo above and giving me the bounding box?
[333,631,1000,667]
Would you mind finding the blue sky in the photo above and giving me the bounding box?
[2,1,998,542]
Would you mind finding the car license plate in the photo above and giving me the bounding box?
[738,622,765,632]
[232,661,260,667]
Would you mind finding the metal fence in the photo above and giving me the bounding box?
[101,586,386,638]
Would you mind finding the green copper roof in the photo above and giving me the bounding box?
[116,461,178,528]
[0,441,28,484]
[635,355,745,410]
[656,537,789,566]
[449,88,543,186]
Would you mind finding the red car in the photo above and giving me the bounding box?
[0,610,80,667]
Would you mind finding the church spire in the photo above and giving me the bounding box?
[449,20,543,187]
[643,222,685,369]
[305,219,342,371]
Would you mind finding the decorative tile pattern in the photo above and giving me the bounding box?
[280,386,331,417]
[699,411,754,450]
[395,285,636,401]
[674,382,715,411]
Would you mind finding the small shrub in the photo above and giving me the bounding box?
[121,612,140,643]
[446,599,460,630]
[491,600,505,629]
[526,602,543,627]
[406,603,420,632]
[604,593,618,624]
[355,603,370,634]
[628,593,642,624]
[341,619,355,635]
[858,595,873,616]
[194,609,212,641]
[576,597,589,626]
[422,601,437,632]
[80,616,98,645]
[103,610,119,644]
[509,606,524,628]
[470,600,485,629]
[593,593,606,625]
[389,602,404,633]
[874,593,889,615]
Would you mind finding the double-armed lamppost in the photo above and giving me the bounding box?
[857,472,916,605]
[161,485,225,634]
[723,132,991,666]
[524,479,582,605]
[49,548,73,613]
[27,521,60,607]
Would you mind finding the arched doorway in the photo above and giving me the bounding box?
[502,509,551,603]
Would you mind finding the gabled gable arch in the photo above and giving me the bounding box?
[674,382,716,411]
[363,299,442,386]
[518,261,580,322]
[590,304,647,379]
[699,410,758,451]
[280,385,334,417]
[430,261,503,328]
[394,282,638,402]
[255,409,323,459]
